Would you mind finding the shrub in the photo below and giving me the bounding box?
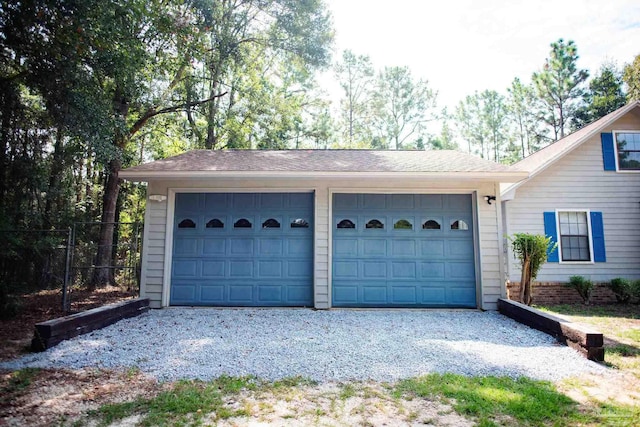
[632,280,640,304]
[608,278,633,303]
[510,233,557,306]
[566,276,594,305]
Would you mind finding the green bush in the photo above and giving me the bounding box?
[632,280,640,304]
[566,276,593,305]
[608,278,633,303]
[510,233,557,306]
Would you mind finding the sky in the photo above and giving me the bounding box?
[321,0,640,110]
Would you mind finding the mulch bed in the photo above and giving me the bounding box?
[0,286,137,361]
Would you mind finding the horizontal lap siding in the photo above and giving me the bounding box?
[315,187,330,308]
[477,183,502,310]
[141,182,168,308]
[506,117,640,282]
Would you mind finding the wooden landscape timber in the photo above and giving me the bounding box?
[498,298,604,361]
[31,298,150,351]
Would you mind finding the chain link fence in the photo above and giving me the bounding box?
[0,223,142,316]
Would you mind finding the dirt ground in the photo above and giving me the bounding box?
[1,292,639,426]
[0,368,473,427]
[0,286,137,361]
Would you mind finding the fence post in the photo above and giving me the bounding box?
[62,227,73,312]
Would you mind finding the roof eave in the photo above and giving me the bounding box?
[119,170,529,182]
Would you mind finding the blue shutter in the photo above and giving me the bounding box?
[601,133,616,171]
[543,212,559,262]
[590,211,606,262]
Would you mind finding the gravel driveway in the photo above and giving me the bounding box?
[1,308,605,382]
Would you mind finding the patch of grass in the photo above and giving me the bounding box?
[93,400,145,426]
[125,366,140,379]
[89,374,640,426]
[339,383,356,400]
[271,375,316,389]
[214,374,259,393]
[537,304,640,320]
[620,329,640,342]
[539,303,640,379]
[92,376,258,426]
[608,344,640,358]
[394,373,584,426]
[0,368,41,403]
[605,345,640,375]
[594,401,640,427]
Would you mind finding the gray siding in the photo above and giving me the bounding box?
[139,178,505,310]
[505,113,640,283]
[141,182,168,308]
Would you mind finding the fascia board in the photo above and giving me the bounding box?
[119,170,529,182]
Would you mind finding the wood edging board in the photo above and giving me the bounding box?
[31,298,150,352]
[497,298,604,361]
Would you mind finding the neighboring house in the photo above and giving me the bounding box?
[120,150,527,310]
[502,101,640,292]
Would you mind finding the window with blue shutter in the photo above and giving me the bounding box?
[545,211,606,263]
[601,133,616,171]
[590,212,606,262]
[543,212,559,262]
[613,132,640,170]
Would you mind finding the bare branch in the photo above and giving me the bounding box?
[129,92,228,137]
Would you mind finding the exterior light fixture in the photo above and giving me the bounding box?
[484,195,496,205]
[149,194,167,202]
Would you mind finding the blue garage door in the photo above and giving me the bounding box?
[332,194,476,308]
[171,192,314,306]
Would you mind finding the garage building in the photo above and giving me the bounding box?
[120,150,527,310]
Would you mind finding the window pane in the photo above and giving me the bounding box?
[580,248,590,260]
[578,222,588,235]
[569,222,579,234]
[619,151,640,170]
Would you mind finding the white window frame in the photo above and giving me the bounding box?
[613,130,640,173]
[555,209,595,264]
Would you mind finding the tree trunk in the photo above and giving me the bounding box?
[559,104,565,139]
[90,157,121,288]
[44,126,65,228]
[0,88,13,211]
[519,256,533,305]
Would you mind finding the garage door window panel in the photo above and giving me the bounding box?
[337,219,356,229]
[291,218,309,228]
[394,219,413,230]
[365,219,384,229]
[262,218,281,228]
[178,218,197,229]
[450,219,469,230]
[206,218,224,228]
[234,218,253,228]
[422,219,441,230]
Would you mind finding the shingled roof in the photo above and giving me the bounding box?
[119,149,527,181]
